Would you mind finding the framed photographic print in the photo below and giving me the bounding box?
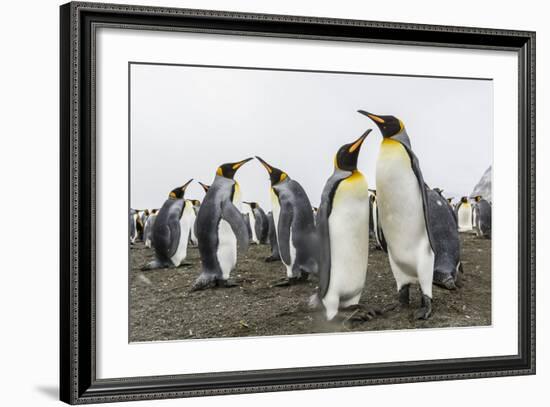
[60,1,535,404]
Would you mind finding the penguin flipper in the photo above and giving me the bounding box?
[222,202,250,252]
[276,201,294,265]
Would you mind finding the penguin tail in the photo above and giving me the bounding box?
[191,272,218,291]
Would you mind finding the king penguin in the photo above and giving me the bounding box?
[472,195,492,238]
[256,156,318,285]
[143,208,158,248]
[359,110,435,320]
[142,180,195,270]
[192,158,252,290]
[456,196,473,232]
[314,130,379,321]
[129,209,138,244]
[187,199,200,246]
[243,202,269,244]
[426,186,462,289]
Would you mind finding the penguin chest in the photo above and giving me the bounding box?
[327,173,370,297]
[458,203,473,231]
[217,219,237,279]
[171,202,194,266]
[376,139,432,272]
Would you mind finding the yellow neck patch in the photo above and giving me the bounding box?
[216,167,223,176]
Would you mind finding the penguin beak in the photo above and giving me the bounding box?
[255,156,273,173]
[231,157,253,171]
[348,129,371,153]
[181,178,193,191]
[357,110,385,124]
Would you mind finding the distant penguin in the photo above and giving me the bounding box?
[265,211,281,262]
[426,187,462,290]
[142,180,194,270]
[192,158,252,290]
[129,209,138,244]
[242,213,253,241]
[198,182,210,193]
[447,197,454,207]
[369,191,387,252]
[143,208,158,248]
[186,200,200,246]
[244,202,269,244]
[256,156,318,285]
[473,195,492,238]
[360,110,435,320]
[315,130,376,321]
[242,203,260,244]
[188,199,201,246]
[456,197,473,232]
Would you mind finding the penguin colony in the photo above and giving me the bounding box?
[131,111,492,322]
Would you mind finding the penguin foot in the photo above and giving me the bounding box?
[216,279,238,288]
[414,295,432,320]
[271,278,292,287]
[271,276,308,287]
[140,258,171,271]
[264,255,281,263]
[434,276,456,290]
[191,273,218,291]
[176,262,193,268]
[342,304,382,322]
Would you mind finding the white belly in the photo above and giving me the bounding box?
[217,219,237,279]
[376,139,434,284]
[458,204,473,232]
[325,173,370,300]
[170,201,194,266]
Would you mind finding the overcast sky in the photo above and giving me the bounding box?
[130,63,493,210]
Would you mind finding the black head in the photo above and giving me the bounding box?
[460,196,468,203]
[358,110,404,138]
[191,199,201,206]
[151,209,158,214]
[216,158,253,179]
[255,156,288,186]
[168,179,193,199]
[473,195,482,202]
[198,181,210,193]
[334,129,371,171]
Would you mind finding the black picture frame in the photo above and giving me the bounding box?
[60,1,536,404]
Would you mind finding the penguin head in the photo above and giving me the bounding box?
[198,182,210,193]
[474,195,482,202]
[191,199,201,206]
[256,156,288,186]
[358,110,404,138]
[168,179,193,199]
[244,201,258,209]
[460,196,468,203]
[151,209,158,214]
[334,129,371,171]
[216,158,253,179]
